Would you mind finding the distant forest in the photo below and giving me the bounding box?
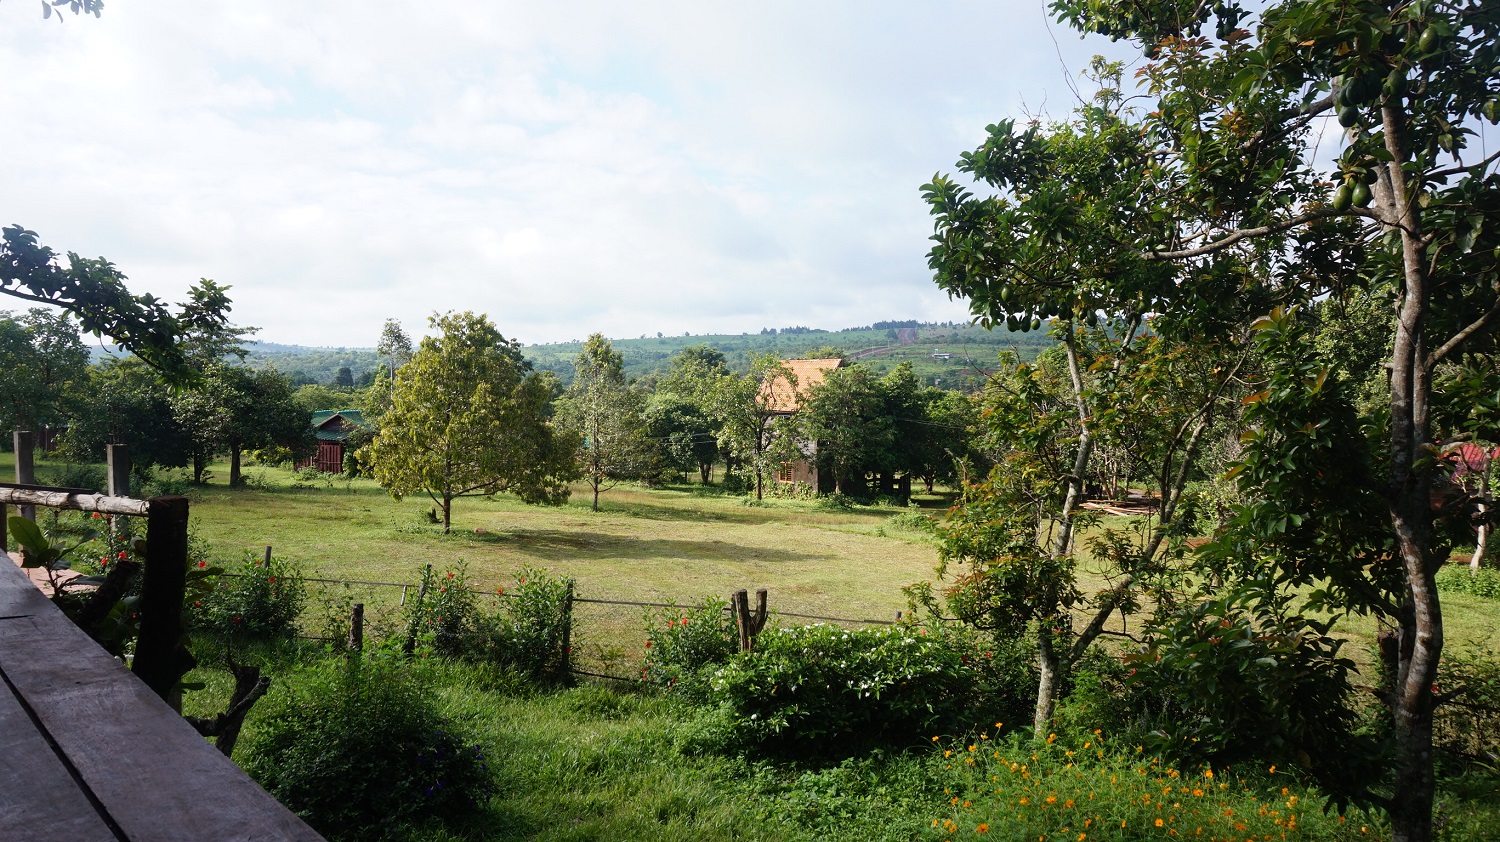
[228,320,1055,392]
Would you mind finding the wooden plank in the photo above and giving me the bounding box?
[0,666,120,842]
[0,558,323,841]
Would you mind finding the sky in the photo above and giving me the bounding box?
[2,1,1135,348]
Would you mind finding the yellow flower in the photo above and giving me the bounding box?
[1204,769,1214,779]
[1046,795,1057,804]
[1192,789,1204,797]
[976,824,989,834]
[1155,818,1164,827]
[1268,765,1276,774]
[1065,799,1075,808]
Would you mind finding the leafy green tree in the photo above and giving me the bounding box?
[930,0,1500,830]
[61,359,188,476]
[801,364,895,496]
[366,312,577,533]
[2,229,235,384]
[558,334,654,511]
[332,366,354,389]
[709,354,799,500]
[376,318,414,372]
[0,308,89,433]
[172,365,309,485]
[292,383,352,416]
[643,393,719,484]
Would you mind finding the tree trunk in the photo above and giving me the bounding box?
[1034,621,1061,741]
[1382,100,1440,842]
[441,494,452,534]
[592,480,601,511]
[1472,469,1490,571]
[229,445,242,487]
[192,453,207,484]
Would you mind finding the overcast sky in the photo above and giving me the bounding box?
[2,1,1134,347]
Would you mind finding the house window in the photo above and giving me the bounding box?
[778,463,795,483]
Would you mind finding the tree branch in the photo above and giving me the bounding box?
[1431,148,1500,180]
[1426,296,1500,370]
[1146,208,1338,260]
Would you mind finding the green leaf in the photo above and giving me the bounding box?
[7,516,48,556]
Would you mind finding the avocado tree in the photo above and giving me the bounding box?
[366,311,577,533]
[929,0,1500,833]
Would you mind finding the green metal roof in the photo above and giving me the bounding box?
[309,409,370,442]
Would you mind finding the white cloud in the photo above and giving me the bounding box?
[0,1,1134,347]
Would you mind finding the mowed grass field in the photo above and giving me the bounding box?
[5,452,1495,665]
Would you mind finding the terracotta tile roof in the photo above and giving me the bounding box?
[762,358,845,413]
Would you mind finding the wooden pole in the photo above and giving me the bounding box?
[133,496,193,708]
[733,589,750,652]
[13,431,35,522]
[347,603,364,652]
[263,545,272,566]
[1,502,6,554]
[107,444,131,542]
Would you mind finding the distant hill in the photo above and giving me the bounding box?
[178,321,1053,392]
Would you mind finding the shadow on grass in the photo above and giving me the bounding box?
[462,528,820,564]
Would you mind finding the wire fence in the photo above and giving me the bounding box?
[227,569,907,682]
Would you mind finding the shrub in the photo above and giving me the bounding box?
[640,597,738,699]
[45,461,106,492]
[241,656,492,840]
[1435,563,1500,600]
[198,550,305,639]
[405,564,480,657]
[719,472,753,495]
[1435,643,1500,766]
[289,466,336,489]
[475,566,573,684]
[1125,587,1381,800]
[703,623,1021,757]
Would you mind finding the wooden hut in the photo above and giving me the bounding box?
[296,409,370,474]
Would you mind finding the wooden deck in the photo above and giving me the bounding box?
[0,553,323,841]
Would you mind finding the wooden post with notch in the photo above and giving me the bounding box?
[348,603,364,652]
[13,431,35,522]
[132,495,194,708]
[732,588,769,652]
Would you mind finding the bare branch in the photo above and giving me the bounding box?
[1427,296,1500,370]
[1146,208,1338,260]
[1431,148,1500,181]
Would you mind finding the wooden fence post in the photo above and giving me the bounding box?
[264,545,273,566]
[403,563,433,655]
[560,578,574,680]
[732,589,749,651]
[13,430,35,522]
[133,496,193,709]
[107,444,131,542]
[348,603,364,652]
[1,501,7,553]
[732,588,769,653]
